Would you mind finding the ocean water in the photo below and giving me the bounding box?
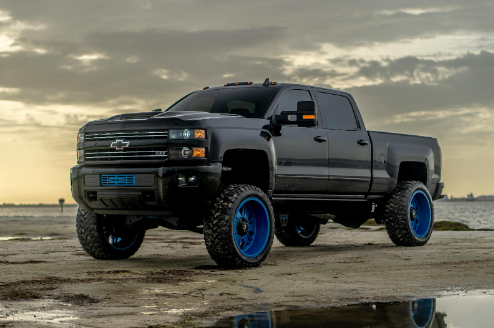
[0,202,493,229]
[0,205,79,218]
[434,201,494,229]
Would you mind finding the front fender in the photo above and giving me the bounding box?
[209,127,277,192]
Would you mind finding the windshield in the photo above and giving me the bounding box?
[166,88,278,118]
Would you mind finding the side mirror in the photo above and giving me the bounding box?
[272,101,317,127]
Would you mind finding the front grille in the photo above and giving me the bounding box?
[101,175,135,186]
[85,131,168,141]
[85,147,168,161]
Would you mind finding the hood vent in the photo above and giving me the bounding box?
[118,113,157,121]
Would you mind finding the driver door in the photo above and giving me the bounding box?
[272,88,329,194]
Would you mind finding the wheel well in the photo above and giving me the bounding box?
[221,149,270,192]
[398,161,427,185]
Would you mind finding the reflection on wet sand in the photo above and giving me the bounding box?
[211,299,446,328]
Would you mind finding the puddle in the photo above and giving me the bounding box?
[208,294,494,327]
[0,236,54,241]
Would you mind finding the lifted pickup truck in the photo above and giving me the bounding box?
[71,79,444,267]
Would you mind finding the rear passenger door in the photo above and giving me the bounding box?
[315,90,371,195]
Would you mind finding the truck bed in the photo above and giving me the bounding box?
[367,131,442,197]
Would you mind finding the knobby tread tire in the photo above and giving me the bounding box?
[384,181,434,247]
[275,215,320,247]
[203,184,274,268]
[75,207,144,260]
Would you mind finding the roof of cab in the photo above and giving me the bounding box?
[200,82,350,97]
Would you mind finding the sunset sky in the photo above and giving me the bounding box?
[1,0,494,203]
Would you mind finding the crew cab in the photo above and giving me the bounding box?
[71,79,444,267]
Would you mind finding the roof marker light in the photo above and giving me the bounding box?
[203,86,209,90]
[224,82,254,86]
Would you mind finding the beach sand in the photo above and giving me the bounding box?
[1,214,493,327]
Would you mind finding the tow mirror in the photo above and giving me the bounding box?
[272,101,317,127]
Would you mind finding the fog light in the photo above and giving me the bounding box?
[181,147,192,158]
[178,173,198,186]
[142,191,156,202]
[86,191,97,202]
[169,147,206,159]
[188,175,197,185]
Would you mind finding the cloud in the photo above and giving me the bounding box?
[345,51,494,122]
[1,0,494,199]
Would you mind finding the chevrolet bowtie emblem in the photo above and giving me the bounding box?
[110,139,130,151]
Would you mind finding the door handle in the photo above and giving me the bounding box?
[314,136,327,142]
[357,139,369,146]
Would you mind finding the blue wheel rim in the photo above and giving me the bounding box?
[295,222,317,238]
[233,197,270,258]
[101,218,139,251]
[410,298,434,328]
[408,190,432,238]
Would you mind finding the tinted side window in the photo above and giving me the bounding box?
[317,92,358,130]
[278,89,313,113]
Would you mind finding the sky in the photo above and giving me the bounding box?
[1,0,494,203]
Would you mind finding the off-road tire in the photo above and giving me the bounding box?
[275,214,320,246]
[76,207,145,260]
[384,181,434,246]
[203,184,275,268]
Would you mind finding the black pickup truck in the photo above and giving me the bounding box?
[71,79,444,267]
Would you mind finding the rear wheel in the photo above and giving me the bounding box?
[76,207,144,260]
[384,181,434,246]
[275,214,320,246]
[204,185,274,268]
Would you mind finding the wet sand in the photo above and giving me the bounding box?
[1,215,493,327]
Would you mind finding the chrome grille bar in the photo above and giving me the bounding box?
[85,131,168,141]
[85,148,168,161]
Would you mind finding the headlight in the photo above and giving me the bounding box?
[77,133,85,143]
[169,129,206,139]
[169,147,206,159]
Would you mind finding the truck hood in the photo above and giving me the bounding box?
[92,111,240,124]
[81,111,243,132]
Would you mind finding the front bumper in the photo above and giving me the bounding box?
[71,163,222,215]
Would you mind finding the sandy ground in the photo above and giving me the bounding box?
[0,214,493,328]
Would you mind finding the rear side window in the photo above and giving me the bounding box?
[316,92,358,130]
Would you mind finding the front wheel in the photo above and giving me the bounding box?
[275,214,320,246]
[384,181,434,246]
[203,185,274,268]
[76,207,145,260]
